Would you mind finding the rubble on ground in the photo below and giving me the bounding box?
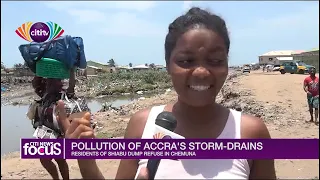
[1,76,33,84]
[92,71,286,138]
[218,73,285,122]
[2,71,287,137]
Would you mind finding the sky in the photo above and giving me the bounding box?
[1,1,319,67]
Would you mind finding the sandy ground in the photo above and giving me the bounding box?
[239,71,319,179]
[1,71,319,179]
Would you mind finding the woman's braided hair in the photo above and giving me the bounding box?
[164,7,230,64]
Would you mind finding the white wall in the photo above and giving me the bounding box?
[258,56,280,65]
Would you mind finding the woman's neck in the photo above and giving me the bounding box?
[171,99,228,138]
[173,98,219,123]
[177,100,216,112]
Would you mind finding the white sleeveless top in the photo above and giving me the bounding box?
[135,105,250,179]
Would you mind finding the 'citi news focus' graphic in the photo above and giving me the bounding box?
[15,22,64,43]
[21,139,65,159]
[20,139,319,159]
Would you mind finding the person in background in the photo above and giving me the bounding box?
[30,76,70,180]
[266,65,271,72]
[303,67,319,125]
[56,7,276,180]
[31,76,47,98]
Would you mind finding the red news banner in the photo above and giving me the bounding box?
[20,139,319,159]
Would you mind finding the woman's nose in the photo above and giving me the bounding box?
[192,66,210,79]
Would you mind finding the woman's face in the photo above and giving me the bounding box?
[46,79,63,93]
[168,28,229,107]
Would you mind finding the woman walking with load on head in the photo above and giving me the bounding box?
[57,7,276,179]
[30,76,70,180]
[29,68,79,180]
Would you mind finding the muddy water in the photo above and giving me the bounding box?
[1,97,134,155]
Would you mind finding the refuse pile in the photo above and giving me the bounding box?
[1,76,33,85]
[217,72,285,122]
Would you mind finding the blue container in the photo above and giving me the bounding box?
[18,35,87,73]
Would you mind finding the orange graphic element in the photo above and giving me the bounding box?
[15,22,33,42]
[153,132,166,139]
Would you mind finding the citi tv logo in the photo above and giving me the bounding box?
[15,22,64,43]
[22,141,62,156]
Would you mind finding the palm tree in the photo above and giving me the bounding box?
[108,58,116,67]
[149,63,156,69]
[14,63,23,68]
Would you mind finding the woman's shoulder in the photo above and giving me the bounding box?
[240,113,271,139]
[131,104,167,119]
[226,106,270,138]
[124,105,166,139]
[131,107,153,123]
[214,106,270,139]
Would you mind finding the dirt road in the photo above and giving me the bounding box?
[240,71,319,179]
[1,71,319,179]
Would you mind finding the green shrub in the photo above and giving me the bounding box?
[88,70,172,95]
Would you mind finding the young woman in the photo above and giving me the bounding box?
[57,7,276,179]
[31,76,70,180]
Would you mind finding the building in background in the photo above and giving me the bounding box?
[86,61,116,73]
[76,68,86,77]
[117,65,133,72]
[13,66,34,77]
[258,50,304,65]
[293,48,319,70]
[86,65,102,76]
[155,65,166,71]
[132,64,150,71]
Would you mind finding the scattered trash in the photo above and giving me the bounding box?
[1,86,7,92]
[136,91,143,95]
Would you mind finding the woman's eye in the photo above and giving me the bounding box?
[208,59,224,65]
[178,59,193,64]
